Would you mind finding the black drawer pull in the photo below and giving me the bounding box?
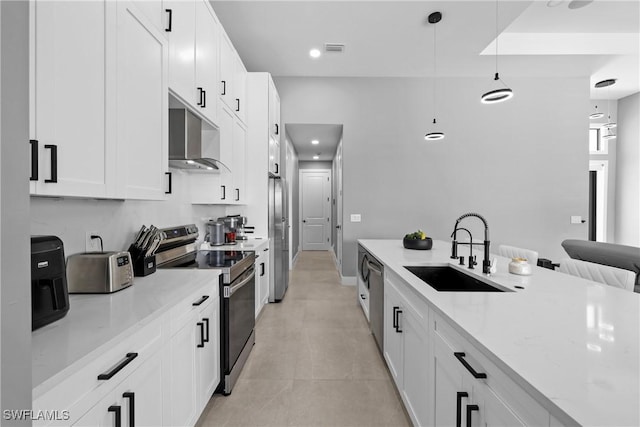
[454,352,487,379]
[203,318,210,343]
[165,172,172,194]
[202,89,206,108]
[260,262,265,277]
[466,404,479,427]
[30,139,38,181]
[221,185,226,200]
[275,123,279,135]
[360,293,366,300]
[197,322,205,348]
[165,9,172,32]
[235,188,240,201]
[221,80,226,96]
[197,87,203,106]
[108,405,121,427]
[192,295,209,306]
[275,163,279,175]
[44,144,57,183]
[98,352,138,380]
[123,392,135,427]
[395,309,403,333]
[456,392,468,427]
[235,98,240,112]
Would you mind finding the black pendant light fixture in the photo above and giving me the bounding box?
[481,0,513,104]
[425,11,445,141]
[589,105,604,119]
[594,78,617,139]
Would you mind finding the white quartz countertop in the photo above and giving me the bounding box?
[32,269,220,398]
[358,239,640,427]
[199,237,269,252]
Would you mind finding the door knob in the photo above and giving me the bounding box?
[303,220,306,223]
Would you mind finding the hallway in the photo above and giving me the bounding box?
[197,251,410,426]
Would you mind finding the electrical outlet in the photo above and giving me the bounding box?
[85,231,102,252]
[570,216,583,224]
[350,214,361,223]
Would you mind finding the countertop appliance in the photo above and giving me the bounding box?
[206,221,226,246]
[66,251,133,294]
[157,224,256,395]
[268,176,289,302]
[358,244,384,354]
[31,236,70,330]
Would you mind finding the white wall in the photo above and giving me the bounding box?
[299,161,332,170]
[1,1,32,423]
[275,76,590,277]
[31,171,227,256]
[615,92,640,246]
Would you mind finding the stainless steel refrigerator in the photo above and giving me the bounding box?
[268,176,289,302]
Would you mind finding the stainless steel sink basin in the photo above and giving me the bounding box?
[404,266,510,292]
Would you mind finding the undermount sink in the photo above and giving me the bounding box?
[404,265,511,292]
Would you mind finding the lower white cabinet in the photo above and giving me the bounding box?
[383,272,431,427]
[254,243,270,317]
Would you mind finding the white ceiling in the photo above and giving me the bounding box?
[285,123,343,161]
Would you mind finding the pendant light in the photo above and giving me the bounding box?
[481,0,513,104]
[593,79,617,138]
[425,11,445,141]
[589,105,604,119]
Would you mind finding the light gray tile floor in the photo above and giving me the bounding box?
[196,250,411,427]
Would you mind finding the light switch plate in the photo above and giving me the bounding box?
[350,214,361,223]
[570,216,582,224]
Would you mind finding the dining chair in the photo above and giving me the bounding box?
[557,258,636,292]
[497,244,539,266]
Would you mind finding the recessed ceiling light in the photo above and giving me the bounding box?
[311,140,319,145]
[312,155,320,160]
[309,49,321,59]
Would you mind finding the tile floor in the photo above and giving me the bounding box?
[196,250,411,426]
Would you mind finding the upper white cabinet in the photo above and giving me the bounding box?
[219,33,247,125]
[268,78,281,176]
[232,120,247,203]
[233,55,248,124]
[116,0,169,200]
[29,0,114,198]
[29,0,169,200]
[165,0,219,125]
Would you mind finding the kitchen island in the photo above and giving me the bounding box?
[359,239,639,427]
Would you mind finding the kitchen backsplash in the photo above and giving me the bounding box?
[30,170,231,256]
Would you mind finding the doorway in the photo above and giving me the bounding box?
[588,160,608,242]
[300,170,331,250]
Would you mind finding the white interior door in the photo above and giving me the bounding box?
[301,170,331,251]
[336,142,343,270]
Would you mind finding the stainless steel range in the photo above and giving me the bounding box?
[156,224,255,395]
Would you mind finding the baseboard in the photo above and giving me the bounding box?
[341,275,356,286]
[291,250,300,269]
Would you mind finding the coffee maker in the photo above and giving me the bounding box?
[31,236,70,330]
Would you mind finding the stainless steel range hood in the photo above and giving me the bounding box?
[169,109,227,172]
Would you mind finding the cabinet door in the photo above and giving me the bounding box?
[254,258,262,317]
[260,248,270,307]
[197,298,220,412]
[432,334,466,427]
[402,308,431,427]
[218,105,235,203]
[383,282,403,388]
[195,1,219,124]
[233,54,247,124]
[219,34,235,110]
[31,0,112,198]
[165,0,195,103]
[268,78,280,141]
[168,314,198,426]
[73,391,117,427]
[479,387,526,427]
[232,120,247,203]
[116,0,169,200]
[121,351,164,427]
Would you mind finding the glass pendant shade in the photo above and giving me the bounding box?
[602,121,617,129]
[602,130,616,140]
[589,105,604,119]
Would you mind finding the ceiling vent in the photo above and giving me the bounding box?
[324,43,345,53]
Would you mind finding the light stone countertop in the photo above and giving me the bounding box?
[358,239,640,427]
[199,237,269,252]
[32,268,220,399]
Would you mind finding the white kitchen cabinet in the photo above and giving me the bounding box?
[74,350,164,427]
[232,119,247,203]
[383,272,431,427]
[29,0,115,198]
[357,274,370,321]
[254,243,270,317]
[233,54,248,124]
[116,0,169,200]
[165,0,219,125]
[131,0,166,34]
[167,289,219,425]
[219,33,236,113]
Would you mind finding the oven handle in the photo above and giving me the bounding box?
[225,267,255,298]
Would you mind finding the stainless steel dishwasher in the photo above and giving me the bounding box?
[360,246,384,354]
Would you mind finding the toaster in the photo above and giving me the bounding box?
[66,251,134,293]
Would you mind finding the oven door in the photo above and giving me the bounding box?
[222,265,256,373]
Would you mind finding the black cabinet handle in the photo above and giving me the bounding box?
[275,123,279,135]
[197,321,205,348]
[123,392,135,427]
[108,405,122,427]
[30,139,38,181]
[192,295,209,306]
[260,262,265,277]
[98,352,138,380]
[202,89,206,108]
[165,172,172,194]
[203,318,210,343]
[197,87,203,106]
[235,188,240,201]
[392,306,399,329]
[456,392,468,427]
[275,163,279,174]
[221,80,226,96]
[466,404,479,427]
[360,294,366,300]
[454,352,487,379]
[44,144,57,183]
[221,185,226,200]
[165,9,172,32]
[235,98,240,112]
[395,309,403,333]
